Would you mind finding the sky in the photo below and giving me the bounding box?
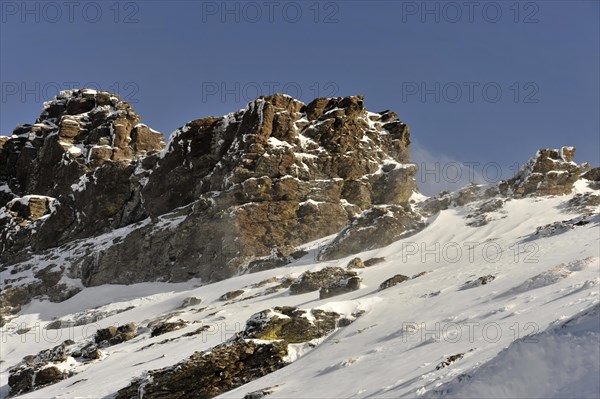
[1,0,598,195]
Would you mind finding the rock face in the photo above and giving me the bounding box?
[1,91,419,321]
[288,267,358,295]
[116,339,289,399]
[499,147,588,197]
[1,89,595,328]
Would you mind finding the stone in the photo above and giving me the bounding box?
[115,339,289,399]
[436,353,465,370]
[289,267,358,295]
[319,276,362,299]
[379,274,410,290]
[219,290,245,301]
[499,147,587,197]
[347,257,365,269]
[241,306,342,343]
[1,92,420,320]
[151,319,189,337]
[179,296,202,308]
[95,323,138,346]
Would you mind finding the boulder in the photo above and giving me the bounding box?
[289,267,358,295]
[379,274,410,290]
[319,276,362,299]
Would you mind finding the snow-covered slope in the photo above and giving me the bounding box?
[1,181,598,398]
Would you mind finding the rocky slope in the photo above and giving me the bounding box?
[0,90,599,398]
[1,90,420,323]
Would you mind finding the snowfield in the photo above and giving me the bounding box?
[1,181,598,399]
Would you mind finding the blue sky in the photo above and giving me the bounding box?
[1,1,598,193]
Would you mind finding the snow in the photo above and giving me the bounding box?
[70,174,90,192]
[267,137,293,148]
[0,182,599,398]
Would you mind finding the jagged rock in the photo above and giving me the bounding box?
[436,353,465,370]
[179,296,203,308]
[289,267,358,295]
[8,343,74,395]
[462,275,496,289]
[319,276,362,299]
[525,216,594,241]
[241,306,342,343]
[499,147,588,197]
[115,339,289,399]
[150,319,189,337]
[566,193,600,214]
[34,366,67,386]
[379,274,410,290]
[8,367,35,396]
[347,257,365,269]
[319,205,426,260]
[582,167,600,182]
[364,257,386,267]
[95,323,138,346]
[1,92,420,319]
[220,290,245,301]
[244,387,277,399]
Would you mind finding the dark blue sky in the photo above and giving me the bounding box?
[1,0,598,193]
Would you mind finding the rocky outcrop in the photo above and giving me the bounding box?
[289,267,358,295]
[0,89,165,266]
[319,276,362,299]
[379,274,410,290]
[115,339,289,399]
[1,91,420,321]
[241,306,343,343]
[499,147,589,197]
[319,204,426,260]
[95,323,138,347]
[1,91,416,276]
[8,342,74,396]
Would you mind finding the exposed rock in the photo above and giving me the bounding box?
[412,271,428,279]
[379,274,410,290]
[241,306,342,343]
[499,147,588,197]
[436,353,465,370]
[462,275,496,289]
[179,296,203,308]
[220,290,245,301]
[319,205,426,260]
[465,198,505,227]
[150,319,189,337]
[364,257,386,267]
[566,193,600,214]
[319,276,362,299]
[524,216,596,241]
[7,343,74,396]
[582,167,600,182]
[95,323,138,347]
[289,267,358,295]
[347,257,365,269]
[1,92,420,319]
[115,339,289,399]
[244,386,278,399]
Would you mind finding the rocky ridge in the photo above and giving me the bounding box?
[0,89,596,329]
